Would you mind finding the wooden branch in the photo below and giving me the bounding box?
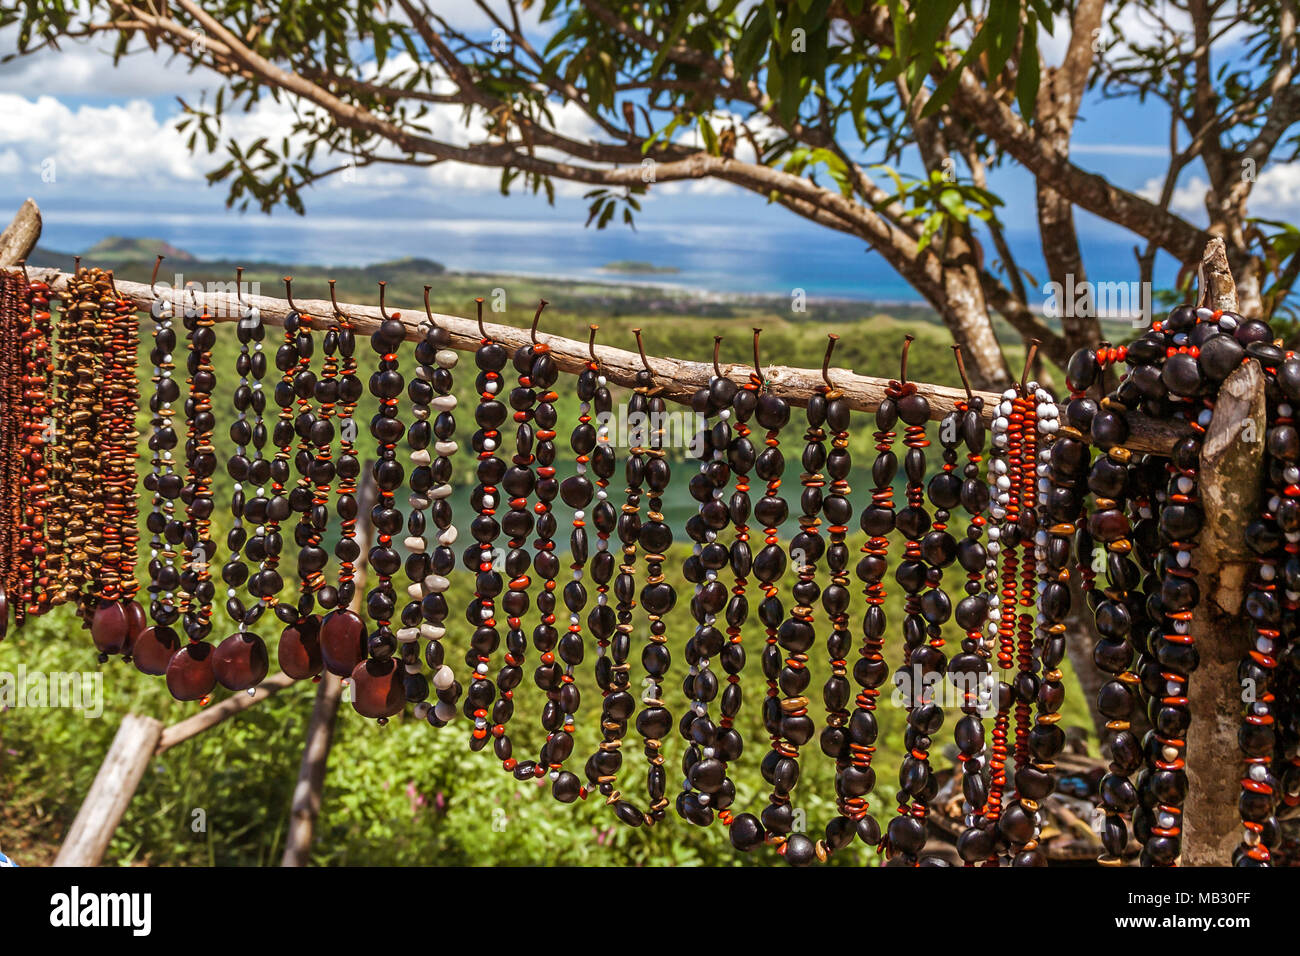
[53,714,163,867]
[26,267,1192,455]
[0,199,41,268]
[1183,237,1263,866]
[156,671,296,753]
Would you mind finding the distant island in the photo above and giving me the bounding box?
[364,256,446,275]
[600,260,680,275]
[84,236,198,262]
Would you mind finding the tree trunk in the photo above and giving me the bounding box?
[1182,238,1265,865]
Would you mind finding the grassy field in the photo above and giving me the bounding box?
[0,247,1095,866]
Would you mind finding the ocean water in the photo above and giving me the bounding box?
[21,196,1180,305]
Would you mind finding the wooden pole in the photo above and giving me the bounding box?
[26,265,1191,456]
[280,469,376,866]
[1181,237,1266,865]
[53,713,163,866]
[0,199,41,268]
[280,673,343,866]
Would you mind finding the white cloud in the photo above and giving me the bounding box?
[0,25,213,98]
[1140,161,1300,224]
[0,95,202,184]
[1073,144,1170,158]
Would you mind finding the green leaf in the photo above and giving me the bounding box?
[734,5,771,76]
[921,17,993,118]
[697,114,719,154]
[905,0,961,95]
[1016,16,1040,121]
[647,0,705,78]
[937,187,968,221]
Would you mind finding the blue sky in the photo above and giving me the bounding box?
[0,5,1289,304]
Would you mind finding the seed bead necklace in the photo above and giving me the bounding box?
[887,335,942,865]
[949,348,996,865]
[407,288,461,726]
[18,269,54,622]
[679,337,737,826]
[525,305,584,800]
[464,300,511,758]
[757,357,826,863]
[313,284,365,683]
[87,270,143,658]
[135,264,184,675]
[713,335,766,813]
[350,288,408,722]
[165,288,219,701]
[1239,347,1300,864]
[726,342,793,855]
[213,272,269,691]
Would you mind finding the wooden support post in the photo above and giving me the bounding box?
[280,673,343,866]
[280,469,375,866]
[1182,238,1267,865]
[53,713,164,867]
[0,199,41,268]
